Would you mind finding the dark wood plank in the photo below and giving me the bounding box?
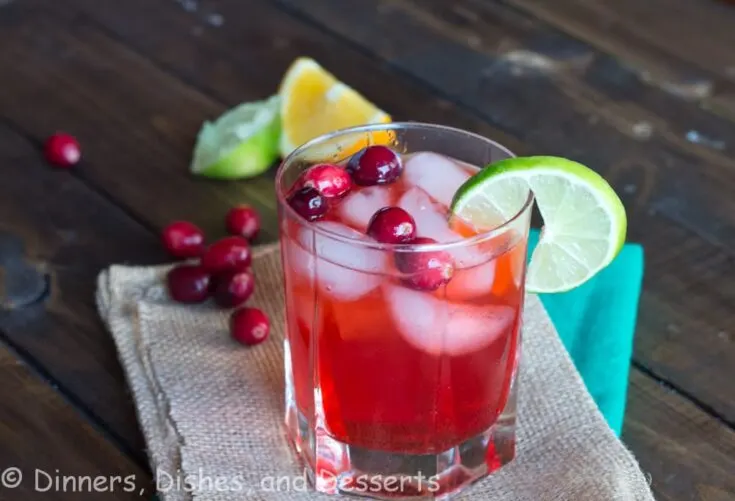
[267,0,735,424]
[58,0,522,149]
[624,370,735,501]
[0,0,280,244]
[503,0,735,103]
[368,0,735,158]
[0,122,154,456]
[0,342,151,499]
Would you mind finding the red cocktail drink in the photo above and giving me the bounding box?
[277,124,533,499]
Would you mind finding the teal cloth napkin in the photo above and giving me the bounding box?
[527,229,644,436]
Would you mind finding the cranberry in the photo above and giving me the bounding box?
[287,187,327,221]
[201,236,252,274]
[226,205,261,241]
[213,269,255,308]
[161,221,206,259]
[44,132,81,168]
[166,265,211,303]
[346,145,402,186]
[394,237,455,291]
[367,207,417,244]
[230,307,270,346]
[298,163,352,199]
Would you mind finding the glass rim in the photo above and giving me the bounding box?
[275,122,535,252]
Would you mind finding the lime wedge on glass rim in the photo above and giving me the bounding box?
[191,95,281,180]
[450,156,627,294]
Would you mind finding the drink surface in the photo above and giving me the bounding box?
[281,151,527,454]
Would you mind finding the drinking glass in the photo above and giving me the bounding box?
[276,123,533,499]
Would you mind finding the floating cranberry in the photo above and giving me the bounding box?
[346,145,402,186]
[166,265,211,303]
[367,207,417,244]
[226,205,261,241]
[201,236,252,274]
[395,237,454,291]
[298,163,352,199]
[213,269,255,308]
[230,307,270,346]
[44,132,81,168]
[161,221,206,259]
[287,187,327,221]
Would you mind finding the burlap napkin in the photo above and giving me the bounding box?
[96,243,655,501]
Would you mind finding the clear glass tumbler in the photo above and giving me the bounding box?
[276,123,533,499]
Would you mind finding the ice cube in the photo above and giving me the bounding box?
[292,222,387,301]
[445,260,497,301]
[300,221,387,273]
[385,285,515,355]
[384,285,448,354]
[398,187,460,243]
[446,301,515,355]
[337,185,393,231]
[398,188,486,266]
[403,152,472,207]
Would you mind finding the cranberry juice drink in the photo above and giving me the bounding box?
[277,124,533,499]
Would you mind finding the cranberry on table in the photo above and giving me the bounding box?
[201,236,252,274]
[44,132,81,168]
[226,205,261,241]
[166,265,211,304]
[230,307,270,346]
[287,186,327,221]
[213,269,255,308]
[346,145,402,186]
[161,221,206,259]
[367,207,417,244]
[395,237,455,291]
[298,163,352,199]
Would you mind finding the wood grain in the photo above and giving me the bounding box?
[372,0,735,158]
[0,342,151,499]
[504,0,735,92]
[59,0,522,149]
[624,370,735,500]
[0,122,154,457]
[268,0,735,425]
[0,0,280,245]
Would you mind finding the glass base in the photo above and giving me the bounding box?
[284,385,517,499]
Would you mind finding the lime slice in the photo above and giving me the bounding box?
[191,95,281,180]
[451,156,627,293]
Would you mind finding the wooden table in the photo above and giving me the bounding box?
[1,0,734,499]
